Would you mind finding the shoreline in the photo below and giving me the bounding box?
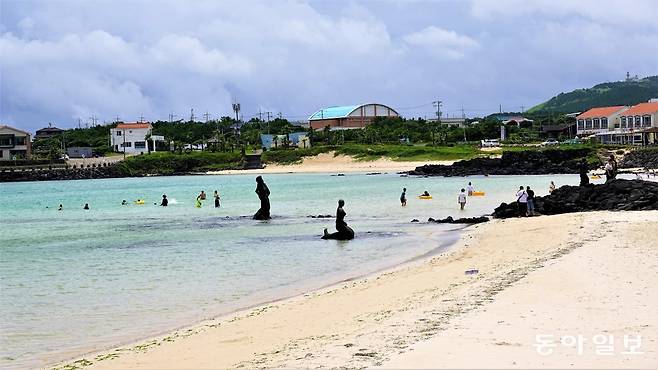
[53,211,658,369]
[46,225,464,370]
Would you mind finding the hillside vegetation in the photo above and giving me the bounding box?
[529,75,658,113]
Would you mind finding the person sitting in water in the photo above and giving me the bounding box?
[58,204,63,211]
[160,194,168,207]
[121,200,128,205]
[421,191,430,197]
[467,182,474,196]
[83,203,90,210]
[400,187,407,206]
[198,191,207,201]
[322,199,355,240]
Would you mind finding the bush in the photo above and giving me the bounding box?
[121,151,243,175]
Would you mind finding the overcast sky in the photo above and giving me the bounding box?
[1,0,657,132]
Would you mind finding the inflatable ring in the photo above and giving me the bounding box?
[418,195,433,200]
[471,191,485,196]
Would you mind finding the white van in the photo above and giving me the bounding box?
[480,139,500,148]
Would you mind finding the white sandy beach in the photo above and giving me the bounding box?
[55,210,657,369]
[207,151,456,175]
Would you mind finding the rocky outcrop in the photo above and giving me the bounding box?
[0,165,131,182]
[493,179,658,218]
[427,216,490,224]
[409,148,596,177]
[620,149,658,169]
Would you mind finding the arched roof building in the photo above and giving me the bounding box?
[308,103,399,130]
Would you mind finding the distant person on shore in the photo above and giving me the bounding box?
[549,181,556,193]
[458,188,467,210]
[83,203,90,210]
[322,199,355,240]
[605,155,618,183]
[58,204,63,211]
[526,186,535,216]
[467,182,475,196]
[160,195,168,207]
[214,190,221,208]
[579,159,589,186]
[400,188,407,206]
[253,176,271,220]
[516,186,527,217]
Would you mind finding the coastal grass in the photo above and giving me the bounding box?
[261,146,335,164]
[119,151,243,175]
[334,143,483,161]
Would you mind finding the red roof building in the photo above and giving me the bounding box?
[576,106,627,135]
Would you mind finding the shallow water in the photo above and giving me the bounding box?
[0,172,583,368]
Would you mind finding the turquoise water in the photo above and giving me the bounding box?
[0,172,582,368]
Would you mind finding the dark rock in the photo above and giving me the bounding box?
[408,149,596,177]
[410,219,419,223]
[308,214,334,218]
[620,149,658,169]
[493,179,658,218]
[427,216,489,224]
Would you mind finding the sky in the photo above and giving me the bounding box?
[1,0,657,133]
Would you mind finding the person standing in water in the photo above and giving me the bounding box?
[322,199,355,240]
[253,176,271,220]
[400,188,407,206]
[467,182,475,196]
[58,204,63,211]
[83,203,90,210]
[198,190,207,201]
[214,190,221,208]
[458,188,467,210]
[160,194,168,206]
[549,181,556,193]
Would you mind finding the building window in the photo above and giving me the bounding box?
[635,116,642,128]
[15,136,26,146]
[585,119,592,129]
[621,116,627,128]
[0,135,14,147]
[0,150,3,158]
[577,120,584,130]
[643,115,652,127]
[121,142,132,148]
[134,141,146,149]
[116,131,122,136]
[601,117,608,129]
[593,118,600,129]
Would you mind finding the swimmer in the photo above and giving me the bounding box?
[83,203,89,210]
[121,200,127,205]
[58,204,63,211]
[160,194,168,207]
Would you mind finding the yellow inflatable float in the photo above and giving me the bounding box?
[590,175,601,180]
[418,195,433,200]
[471,191,486,196]
[134,199,145,205]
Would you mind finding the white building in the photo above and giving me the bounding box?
[0,125,31,160]
[576,106,628,136]
[110,122,152,154]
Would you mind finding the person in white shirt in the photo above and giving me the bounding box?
[466,182,475,196]
[516,185,527,217]
[458,188,467,210]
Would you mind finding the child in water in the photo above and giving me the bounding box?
[400,188,407,206]
[458,189,467,210]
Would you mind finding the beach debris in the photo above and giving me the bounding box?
[308,214,333,218]
[465,269,479,275]
[366,172,382,175]
[410,219,419,223]
[331,173,345,176]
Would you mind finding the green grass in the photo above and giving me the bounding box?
[261,146,335,164]
[334,143,482,161]
[120,151,243,175]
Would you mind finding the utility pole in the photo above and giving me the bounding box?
[138,114,145,123]
[203,111,210,123]
[115,116,121,124]
[266,111,272,122]
[168,112,177,122]
[461,105,467,142]
[258,109,263,121]
[432,100,442,145]
[190,108,196,122]
[520,105,525,114]
[277,112,282,119]
[89,115,98,126]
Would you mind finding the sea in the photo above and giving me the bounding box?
[0,172,587,368]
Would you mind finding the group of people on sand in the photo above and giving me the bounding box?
[399,181,478,211]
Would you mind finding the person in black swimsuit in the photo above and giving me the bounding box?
[253,176,271,220]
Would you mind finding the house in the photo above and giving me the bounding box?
[428,117,466,127]
[576,106,628,136]
[308,103,399,130]
[260,132,311,149]
[35,125,64,140]
[0,125,31,160]
[110,122,152,154]
[587,100,658,145]
[489,114,534,128]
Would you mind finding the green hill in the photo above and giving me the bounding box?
[529,75,658,113]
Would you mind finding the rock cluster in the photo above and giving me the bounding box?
[620,149,658,169]
[0,166,129,182]
[409,149,595,177]
[426,216,490,224]
[493,179,658,218]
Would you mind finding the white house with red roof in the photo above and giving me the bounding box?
[110,122,152,154]
[576,106,628,136]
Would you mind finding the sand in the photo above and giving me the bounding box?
[206,151,455,175]
[55,211,657,369]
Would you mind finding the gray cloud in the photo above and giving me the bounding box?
[1,0,656,132]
